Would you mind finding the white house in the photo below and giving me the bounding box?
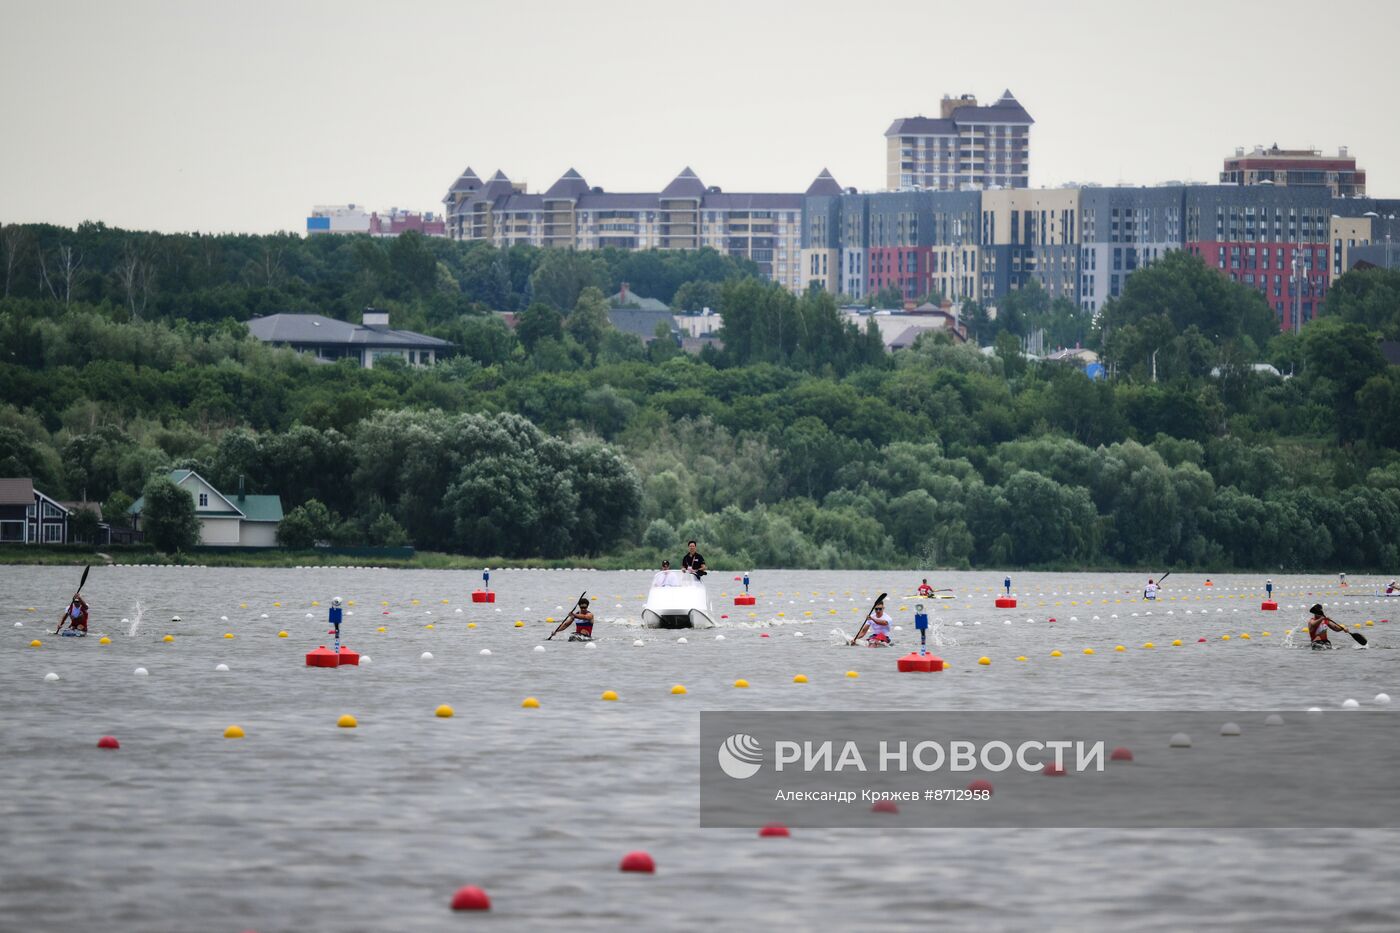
[130,470,283,547]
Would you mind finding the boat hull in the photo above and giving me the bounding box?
[641,573,715,629]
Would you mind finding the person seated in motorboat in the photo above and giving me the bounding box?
[59,596,89,636]
[567,598,594,641]
[917,579,935,598]
[681,540,707,579]
[652,560,681,587]
[1143,579,1158,600]
[864,601,893,645]
[1307,603,1347,649]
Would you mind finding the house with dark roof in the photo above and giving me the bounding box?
[247,309,451,368]
[129,471,283,547]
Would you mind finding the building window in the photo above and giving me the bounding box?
[43,523,63,543]
[199,493,208,507]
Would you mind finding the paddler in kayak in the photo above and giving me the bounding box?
[548,597,595,641]
[917,579,935,598]
[1307,603,1347,649]
[58,595,89,637]
[852,599,893,646]
[1143,578,1159,600]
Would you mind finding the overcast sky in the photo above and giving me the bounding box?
[3,0,1397,235]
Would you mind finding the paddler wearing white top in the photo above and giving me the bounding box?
[1143,579,1158,600]
[852,599,893,645]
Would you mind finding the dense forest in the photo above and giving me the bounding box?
[2,222,1399,570]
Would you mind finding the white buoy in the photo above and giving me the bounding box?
[1307,707,1322,714]
[220,615,229,622]
[534,645,545,653]
[794,631,805,637]
[420,651,434,660]
[12,622,20,627]
[1220,722,1240,736]
[134,667,149,676]
[360,656,371,663]
[479,649,491,656]
[1169,733,1192,748]
[633,639,645,647]
[715,634,726,641]
[1341,698,1360,709]
[1265,713,1284,726]
[676,637,688,644]
[214,663,229,672]
[44,672,59,682]
[455,608,462,614]
[1376,693,1392,705]
[585,642,597,650]
[260,613,269,619]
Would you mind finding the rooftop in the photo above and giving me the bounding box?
[247,314,452,349]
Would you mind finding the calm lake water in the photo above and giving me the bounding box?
[2,566,1397,931]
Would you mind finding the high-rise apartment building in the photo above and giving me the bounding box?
[1220,145,1366,198]
[885,90,1033,191]
[442,166,805,292]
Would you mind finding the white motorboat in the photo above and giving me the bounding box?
[641,570,715,629]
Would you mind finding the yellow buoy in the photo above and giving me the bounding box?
[239,603,247,609]
[28,639,41,648]
[521,697,540,708]
[601,690,619,701]
[793,674,809,683]
[1171,639,1182,646]
[1050,650,1063,657]
[377,626,386,633]
[278,631,288,638]
[1365,620,1374,627]
[223,633,234,639]
[312,601,320,607]
[671,684,688,695]
[1261,631,1271,637]
[337,714,357,728]
[514,621,525,628]
[978,656,991,666]
[425,623,434,630]
[734,679,750,688]
[99,636,111,645]
[1015,656,1028,661]
[435,704,455,718]
[846,671,859,679]
[1083,648,1094,655]
[1222,635,1231,641]
[1114,645,1126,652]
[1143,643,1155,649]
[273,602,281,607]
[467,622,477,629]
[163,634,174,643]
[1240,633,1251,640]
[224,725,245,739]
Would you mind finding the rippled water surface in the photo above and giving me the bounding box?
[2,567,1397,932]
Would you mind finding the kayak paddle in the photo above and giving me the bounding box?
[547,590,586,640]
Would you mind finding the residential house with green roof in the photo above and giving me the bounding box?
[130,470,284,547]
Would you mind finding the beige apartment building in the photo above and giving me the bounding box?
[885,90,1033,191]
[442,166,805,293]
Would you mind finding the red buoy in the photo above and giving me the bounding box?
[1197,637,1207,643]
[758,823,790,837]
[734,595,756,606]
[471,590,496,603]
[759,633,770,638]
[1110,747,1134,762]
[619,851,655,873]
[97,735,119,749]
[306,645,340,668]
[1042,762,1066,776]
[871,799,899,814]
[967,778,994,795]
[995,597,1017,608]
[449,885,491,911]
[337,646,360,666]
[897,652,943,672]
[1261,601,1278,611]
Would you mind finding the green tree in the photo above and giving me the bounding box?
[516,302,563,352]
[278,499,334,548]
[673,279,722,313]
[141,476,200,552]
[567,286,612,357]
[529,249,606,311]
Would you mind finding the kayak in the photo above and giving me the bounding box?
[899,593,956,600]
[567,634,594,642]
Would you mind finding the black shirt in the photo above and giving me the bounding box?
[682,552,706,577]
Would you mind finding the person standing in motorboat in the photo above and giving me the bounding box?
[681,540,706,579]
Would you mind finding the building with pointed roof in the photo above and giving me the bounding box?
[442,166,807,292]
[886,89,1034,192]
[129,470,284,547]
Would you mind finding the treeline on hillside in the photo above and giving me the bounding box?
[3,223,1400,568]
[0,221,759,328]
